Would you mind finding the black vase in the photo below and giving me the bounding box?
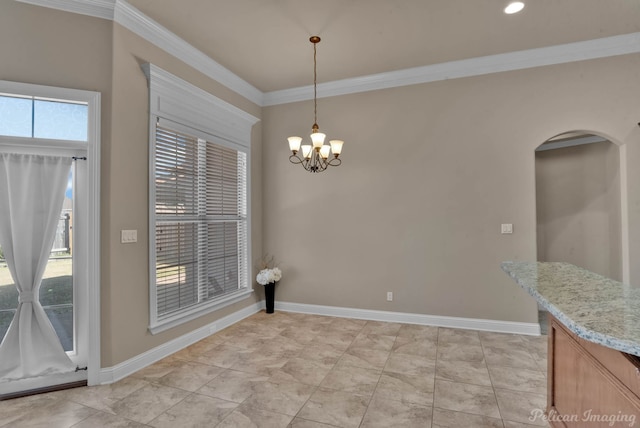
[264,282,276,313]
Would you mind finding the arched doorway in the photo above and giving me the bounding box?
[535,131,624,331]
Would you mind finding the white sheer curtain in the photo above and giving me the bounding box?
[0,153,75,381]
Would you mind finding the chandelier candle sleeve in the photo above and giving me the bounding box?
[288,35,344,173]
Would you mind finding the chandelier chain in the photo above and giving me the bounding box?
[313,41,317,127]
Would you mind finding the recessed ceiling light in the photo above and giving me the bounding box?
[504,1,525,14]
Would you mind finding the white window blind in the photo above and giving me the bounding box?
[153,124,248,321]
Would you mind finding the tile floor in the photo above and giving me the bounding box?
[1,311,549,427]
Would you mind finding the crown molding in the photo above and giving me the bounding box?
[263,32,640,106]
[113,1,263,106]
[15,1,640,108]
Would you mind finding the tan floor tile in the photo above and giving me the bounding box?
[337,346,390,370]
[434,379,500,419]
[6,399,96,428]
[319,364,381,396]
[200,343,252,368]
[436,359,492,386]
[242,381,315,416]
[269,357,334,386]
[436,342,485,362]
[432,408,504,428]
[255,334,307,358]
[438,328,481,345]
[156,360,225,392]
[131,358,183,382]
[392,336,438,359]
[64,377,149,413]
[397,324,439,341]
[197,369,269,403]
[326,318,367,333]
[488,365,546,394]
[297,388,369,428]
[72,410,151,427]
[479,331,529,350]
[503,421,545,428]
[360,320,403,336]
[313,330,358,352]
[349,333,396,352]
[0,392,63,427]
[494,388,547,426]
[383,352,436,375]
[171,339,218,362]
[288,418,338,428]
[217,403,293,428]
[296,343,344,365]
[483,346,539,371]
[110,383,189,424]
[375,371,435,405]
[230,349,290,375]
[228,332,268,350]
[2,314,552,428]
[278,326,318,345]
[360,395,433,428]
[149,393,237,427]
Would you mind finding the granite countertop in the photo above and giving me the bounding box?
[501,261,640,357]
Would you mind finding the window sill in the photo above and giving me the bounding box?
[148,288,254,335]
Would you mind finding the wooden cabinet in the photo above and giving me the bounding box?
[548,315,640,427]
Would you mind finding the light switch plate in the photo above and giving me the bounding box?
[121,229,138,243]
[501,224,513,234]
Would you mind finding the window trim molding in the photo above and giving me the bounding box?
[144,63,259,334]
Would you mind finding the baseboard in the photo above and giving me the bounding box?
[98,301,262,385]
[98,298,539,385]
[275,301,541,336]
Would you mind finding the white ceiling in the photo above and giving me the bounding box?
[124,0,640,93]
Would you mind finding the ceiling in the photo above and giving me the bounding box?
[125,0,640,93]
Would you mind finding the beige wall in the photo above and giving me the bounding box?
[3,1,640,368]
[1,2,263,368]
[263,54,640,323]
[104,24,262,366]
[536,141,622,280]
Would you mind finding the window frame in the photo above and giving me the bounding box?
[144,64,258,334]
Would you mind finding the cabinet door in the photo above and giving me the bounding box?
[551,322,640,427]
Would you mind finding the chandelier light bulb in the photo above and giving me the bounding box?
[329,140,344,156]
[504,1,524,14]
[288,136,302,153]
[319,145,331,159]
[301,145,312,159]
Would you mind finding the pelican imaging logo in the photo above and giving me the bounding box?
[529,409,637,426]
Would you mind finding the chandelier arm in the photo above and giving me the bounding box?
[326,157,342,167]
[289,154,304,164]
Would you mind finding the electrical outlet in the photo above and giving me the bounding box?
[387,292,393,301]
[501,224,513,234]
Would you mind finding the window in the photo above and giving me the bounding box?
[154,123,248,318]
[144,64,258,333]
[0,94,88,141]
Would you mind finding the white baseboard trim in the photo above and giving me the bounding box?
[97,301,262,385]
[97,298,539,385]
[275,301,541,336]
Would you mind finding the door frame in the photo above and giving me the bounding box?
[0,80,101,392]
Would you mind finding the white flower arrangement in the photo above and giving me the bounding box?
[256,255,282,285]
[256,267,282,285]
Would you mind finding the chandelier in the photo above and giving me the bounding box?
[288,36,344,173]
